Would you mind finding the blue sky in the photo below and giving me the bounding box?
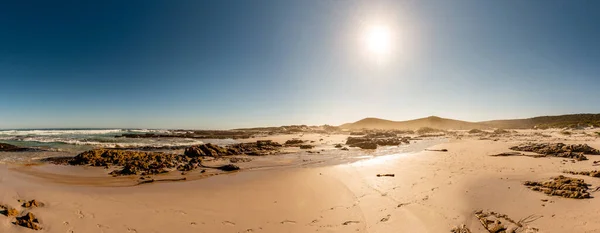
[1,0,599,129]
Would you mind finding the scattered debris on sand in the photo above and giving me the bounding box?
[450,224,471,233]
[377,174,395,177]
[475,210,540,233]
[14,212,42,230]
[523,175,591,199]
[509,143,600,161]
[0,204,19,217]
[20,200,43,208]
[563,170,600,178]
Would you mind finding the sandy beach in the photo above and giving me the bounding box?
[2,130,600,233]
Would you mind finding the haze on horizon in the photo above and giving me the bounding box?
[1,0,599,130]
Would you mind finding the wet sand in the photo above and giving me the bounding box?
[1,131,600,232]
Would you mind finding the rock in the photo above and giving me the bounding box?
[510,143,600,161]
[71,149,185,176]
[0,143,29,152]
[217,164,240,171]
[451,224,472,233]
[20,200,43,208]
[184,143,230,158]
[350,142,377,149]
[299,145,314,149]
[341,147,349,151]
[14,212,42,230]
[334,144,343,148]
[563,170,600,178]
[285,139,304,145]
[523,175,591,199]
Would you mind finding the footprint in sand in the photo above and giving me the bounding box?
[222,221,236,226]
[342,221,360,225]
[380,214,391,222]
[127,227,138,233]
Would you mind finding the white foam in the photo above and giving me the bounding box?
[0,129,172,136]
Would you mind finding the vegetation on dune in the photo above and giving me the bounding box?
[416,127,443,135]
[468,129,483,134]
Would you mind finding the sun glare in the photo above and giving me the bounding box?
[365,25,393,59]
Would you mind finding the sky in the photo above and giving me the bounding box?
[1,0,599,129]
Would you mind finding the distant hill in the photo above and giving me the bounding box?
[479,114,600,129]
[340,114,600,130]
[339,116,484,130]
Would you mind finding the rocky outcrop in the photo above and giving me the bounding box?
[226,140,282,156]
[285,139,304,145]
[70,149,186,176]
[184,140,282,157]
[184,143,232,158]
[523,175,591,199]
[510,143,600,161]
[345,134,410,150]
[563,170,600,178]
[349,142,377,149]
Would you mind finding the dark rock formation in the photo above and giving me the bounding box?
[184,141,282,157]
[345,133,410,149]
[285,139,304,145]
[184,143,231,158]
[14,212,42,230]
[299,145,314,149]
[216,164,240,171]
[523,175,591,199]
[70,149,186,176]
[510,143,600,161]
[350,142,377,149]
[563,170,600,178]
[0,143,34,152]
[226,140,282,156]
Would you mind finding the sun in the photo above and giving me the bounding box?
[364,25,393,58]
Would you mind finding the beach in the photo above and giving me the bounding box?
[2,129,600,232]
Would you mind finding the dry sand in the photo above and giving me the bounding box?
[1,130,600,232]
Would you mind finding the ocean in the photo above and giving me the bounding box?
[0,129,234,163]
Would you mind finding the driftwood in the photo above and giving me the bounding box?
[137,177,187,185]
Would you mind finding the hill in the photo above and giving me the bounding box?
[339,116,484,130]
[340,114,600,130]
